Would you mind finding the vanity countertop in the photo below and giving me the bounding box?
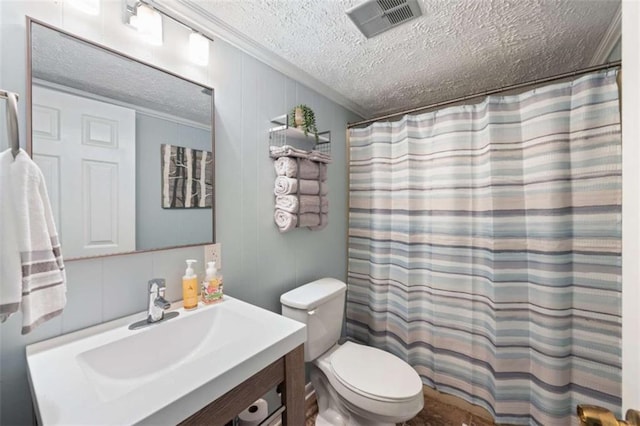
[26,296,306,425]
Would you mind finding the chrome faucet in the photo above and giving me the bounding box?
[129,278,179,330]
[147,278,170,322]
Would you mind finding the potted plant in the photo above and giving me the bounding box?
[289,104,319,142]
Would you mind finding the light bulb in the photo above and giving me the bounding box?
[135,4,163,46]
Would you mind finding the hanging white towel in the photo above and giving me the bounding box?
[0,150,21,322]
[0,149,66,334]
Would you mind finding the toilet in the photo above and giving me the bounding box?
[281,278,424,426]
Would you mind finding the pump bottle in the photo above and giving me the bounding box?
[202,261,223,304]
[182,259,198,310]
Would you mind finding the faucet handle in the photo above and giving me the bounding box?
[148,278,166,293]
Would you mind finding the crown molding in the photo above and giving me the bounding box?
[150,0,369,118]
[590,3,621,66]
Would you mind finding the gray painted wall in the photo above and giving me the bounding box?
[136,113,213,251]
[0,2,361,424]
[608,38,621,62]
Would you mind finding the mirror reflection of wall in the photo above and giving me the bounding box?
[29,21,214,260]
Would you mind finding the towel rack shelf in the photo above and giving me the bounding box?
[269,114,331,154]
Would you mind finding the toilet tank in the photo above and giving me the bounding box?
[281,278,347,362]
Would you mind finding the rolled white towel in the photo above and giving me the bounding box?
[274,209,297,233]
[309,213,328,231]
[275,195,299,213]
[274,157,297,177]
[274,176,297,196]
[321,196,328,213]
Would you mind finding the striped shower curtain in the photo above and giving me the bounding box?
[346,70,621,425]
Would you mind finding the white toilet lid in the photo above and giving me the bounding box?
[330,342,422,402]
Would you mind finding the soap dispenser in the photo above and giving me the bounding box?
[202,261,223,304]
[182,259,198,310]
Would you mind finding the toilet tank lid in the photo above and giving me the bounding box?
[281,278,346,310]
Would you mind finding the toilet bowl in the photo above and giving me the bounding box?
[281,278,424,425]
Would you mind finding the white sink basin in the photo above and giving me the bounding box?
[26,296,306,425]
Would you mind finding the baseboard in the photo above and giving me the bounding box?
[269,383,316,426]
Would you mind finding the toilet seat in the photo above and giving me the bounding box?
[330,341,423,402]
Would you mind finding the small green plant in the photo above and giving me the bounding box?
[289,104,319,143]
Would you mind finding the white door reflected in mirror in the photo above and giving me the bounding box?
[33,85,136,258]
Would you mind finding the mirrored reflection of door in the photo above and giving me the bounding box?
[32,85,136,258]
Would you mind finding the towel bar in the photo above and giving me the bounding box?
[0,89,20,159]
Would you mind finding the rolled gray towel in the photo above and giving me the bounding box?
[319,163,328,181]
[299,196,321,214]
[299,213,321,228]
[321,196,328,213]
[309,213,328,230]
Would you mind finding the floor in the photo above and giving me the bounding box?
[305,386,496,426]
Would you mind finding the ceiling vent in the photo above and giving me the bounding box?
[347,0,422,39]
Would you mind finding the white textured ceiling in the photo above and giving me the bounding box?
[182,0,619,118]
[32,23,212,125]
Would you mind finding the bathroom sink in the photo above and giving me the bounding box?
[26,296,306,425]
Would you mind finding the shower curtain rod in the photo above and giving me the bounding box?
[347,60,622,128]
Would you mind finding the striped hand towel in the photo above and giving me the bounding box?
[0,149,66,334]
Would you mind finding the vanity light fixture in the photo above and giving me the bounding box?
[125,1,163,46]
[189,31,209,66]
[67,0,100,15]
[123,0,213,58]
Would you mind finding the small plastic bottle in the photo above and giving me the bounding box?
[182,259,199,310]
[201,261,223,304]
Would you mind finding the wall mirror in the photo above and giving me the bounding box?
[27,18,215,260]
